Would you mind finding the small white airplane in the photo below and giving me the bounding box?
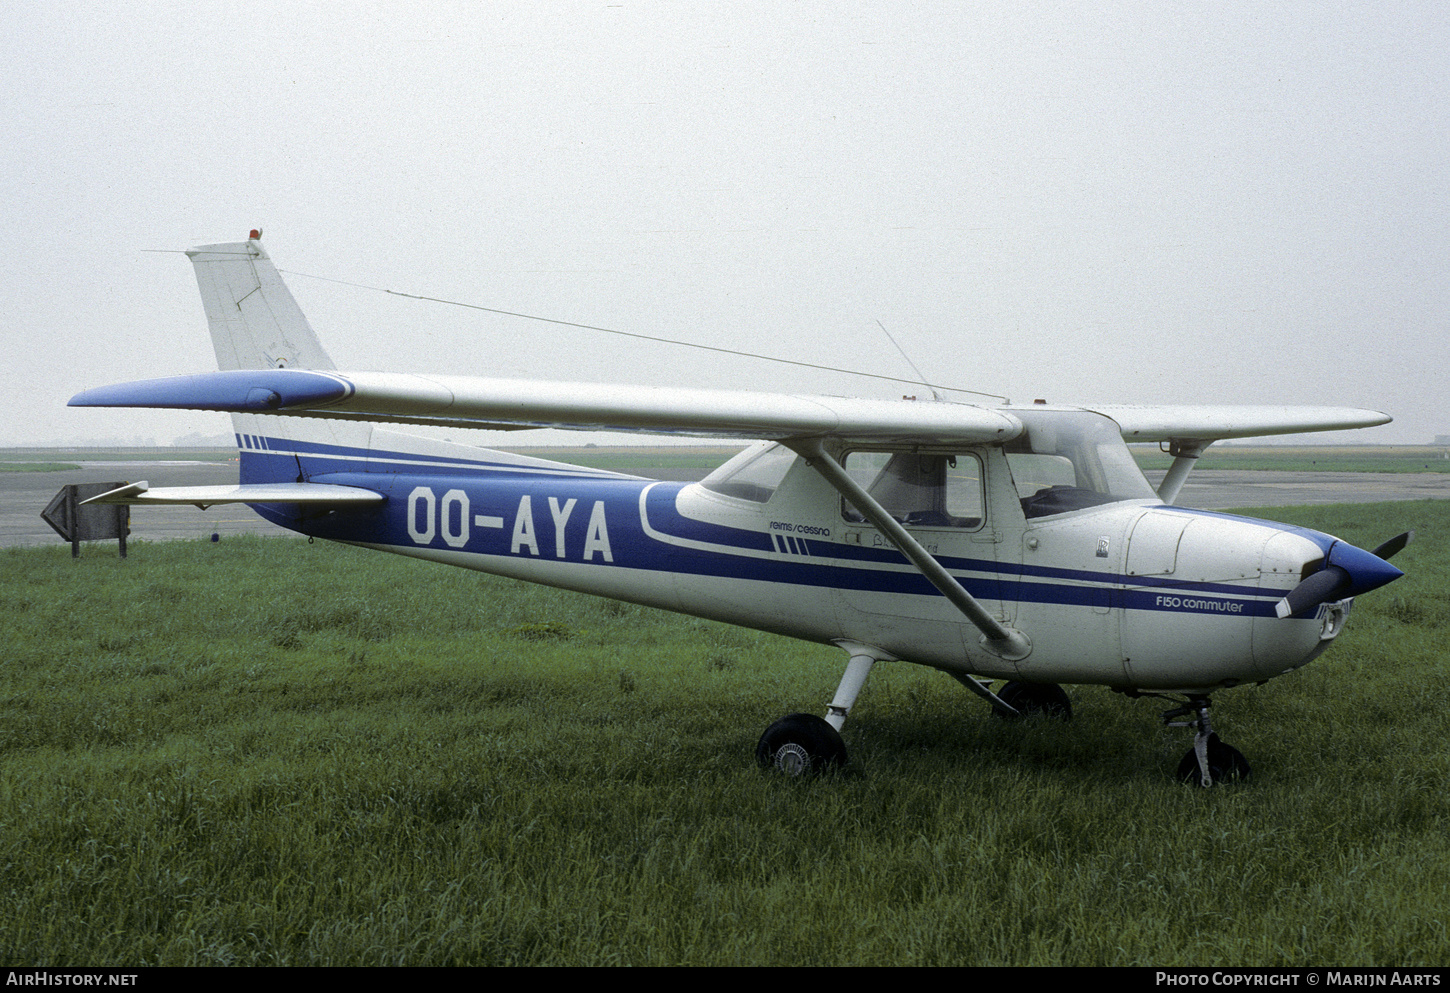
[72,233,1410,785]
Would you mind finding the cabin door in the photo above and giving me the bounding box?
[834,448,1011,650]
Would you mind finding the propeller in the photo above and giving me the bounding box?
[1371,531,1414,561]
[1275,532,1411,620]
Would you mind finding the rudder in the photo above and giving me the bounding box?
[188,233,371,476]
[188,234,335,372]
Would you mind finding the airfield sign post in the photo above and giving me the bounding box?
[41,482,130,558]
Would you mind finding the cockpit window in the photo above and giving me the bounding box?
[1005,409,1159,518]
[700,442,797,503]
[841,450,984,529]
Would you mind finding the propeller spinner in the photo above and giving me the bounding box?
[1275,531,1412,619]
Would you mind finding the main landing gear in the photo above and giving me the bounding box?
[756,651,872,774]
[754,648,1077,775]
[993,680,1073,720]
[755,713,848,774]
[756,653,1254,785]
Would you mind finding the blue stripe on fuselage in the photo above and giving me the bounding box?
[1142,505,1338,556]
[237,439,1292,618]
[238,436,633,486]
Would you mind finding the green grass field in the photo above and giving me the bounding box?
[1,501,1445,966]
[0,462,81,473]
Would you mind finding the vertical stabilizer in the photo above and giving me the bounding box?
[187,236,335,372]
[188,234,371,477]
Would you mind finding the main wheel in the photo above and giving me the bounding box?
[1177,733,1252,786]
[994,681,1073,720]
[755,713,848,774]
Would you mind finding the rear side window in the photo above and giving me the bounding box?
[700,442,798,503]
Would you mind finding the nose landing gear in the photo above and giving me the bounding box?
[1163,696,1252,787]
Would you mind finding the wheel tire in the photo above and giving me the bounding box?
[994,681,1073,720]
[755,713,848,774]
[1177,733,1252,786]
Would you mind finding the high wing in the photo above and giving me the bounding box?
[1083,402,1390,505]
[70,233,1391,453]
[69,368,1025,447]
[1085,404,1392,442]
[70,368,1390,446]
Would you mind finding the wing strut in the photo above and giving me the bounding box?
[788,438,1032,662]
[1157,440,1209,505]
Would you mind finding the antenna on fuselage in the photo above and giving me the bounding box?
[876,320,942,401]
[277,267,1010,402]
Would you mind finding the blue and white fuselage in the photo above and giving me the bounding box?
[232,423,1388,695]
[69,234,1408,781]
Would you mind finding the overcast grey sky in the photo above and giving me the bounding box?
[4,2,1446,446]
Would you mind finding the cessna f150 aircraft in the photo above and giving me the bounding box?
[72,234,1410,785]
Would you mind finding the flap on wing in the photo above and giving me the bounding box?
[81,480,385,510]
[71,369,1024,446]
[1085,404,1392,443]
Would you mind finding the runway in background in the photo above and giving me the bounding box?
[4,459,1448,549]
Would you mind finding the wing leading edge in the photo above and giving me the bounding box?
[70,370,1391,446]
[1086,404,1392,442]
[70,369,1025,447]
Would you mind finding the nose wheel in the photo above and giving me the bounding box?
[992,680,1073,720]
[1174,732,1251,786]
[1163,697,1252,787]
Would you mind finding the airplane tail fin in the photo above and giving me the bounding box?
[187,234,371,480]
[188,235,337,372]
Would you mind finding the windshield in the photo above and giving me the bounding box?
[1005,409,1159,518]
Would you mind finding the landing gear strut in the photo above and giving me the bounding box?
[757,650,873,775]
[1163,696,1251,787]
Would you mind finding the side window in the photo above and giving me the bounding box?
[944,455,985,523]
[1004,453,1077,498]
[700,442,798,503]
[1003,409,1159,518]
[841,451,983,529]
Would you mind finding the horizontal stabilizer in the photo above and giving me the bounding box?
[80,480,385,510]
